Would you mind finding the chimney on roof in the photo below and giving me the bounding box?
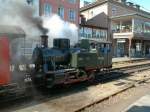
[127,2,134,7]
[114,0,126,3]
[121,0,126,3]
[134,4,140,10]
[84,1,91,6]
[80,15,86,25]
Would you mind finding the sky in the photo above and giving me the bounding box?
[80,0,150,12]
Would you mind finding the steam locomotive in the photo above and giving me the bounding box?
[32,35,112,88]
[0,25,112,99]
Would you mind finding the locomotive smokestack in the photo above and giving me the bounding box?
[41,35,48,48]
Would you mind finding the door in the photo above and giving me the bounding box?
[117,42,125,57]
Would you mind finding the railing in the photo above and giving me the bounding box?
[113,29,132,33]
[112,25,132,33]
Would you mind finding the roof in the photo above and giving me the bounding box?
[83,12,108,29]
[111,13,150,20]
[80,0,150,17]
[0,25,26,38]
[80,0,107,12]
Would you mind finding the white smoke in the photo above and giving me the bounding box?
[43,15,78,47]
[0,0,45,63]
[0,0,79,47]
[0,0,43,37]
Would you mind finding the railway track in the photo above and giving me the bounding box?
[74,62,150,112]
[75,79,150,112]
[1,61,150,112]
[93,62,150,83]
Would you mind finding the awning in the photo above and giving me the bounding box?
[0,25,26,38]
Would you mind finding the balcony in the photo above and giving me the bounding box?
[111,14,150,40]
[113,25,133,39]
[112,20,133,39]
[114,26,132,33]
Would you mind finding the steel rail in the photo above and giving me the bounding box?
[74,63,150,112]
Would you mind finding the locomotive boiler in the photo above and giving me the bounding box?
[32,35,71,68]
[32,35,112,88]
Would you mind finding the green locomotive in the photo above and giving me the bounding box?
[32,35,112,88]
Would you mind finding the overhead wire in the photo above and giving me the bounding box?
[127,0,150,13]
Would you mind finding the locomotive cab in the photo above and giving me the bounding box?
[53,38,70,49]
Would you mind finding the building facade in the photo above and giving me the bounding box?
[79,13,109,42]
[24,0,80,59]
[39,0,80,26]
[80,0,150,58]
[26,0,40,16]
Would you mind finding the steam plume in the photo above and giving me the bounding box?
[43,15,78,47]
[0,0,47,36]
[0,0,78,47]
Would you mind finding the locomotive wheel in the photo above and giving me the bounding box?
[88,72,95,83]
[45,74,55,89]
[76,69,87,79]
[34,73,44,86]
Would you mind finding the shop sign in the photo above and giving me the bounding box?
[117,39,126,43]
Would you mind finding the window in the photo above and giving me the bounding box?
[96,29,100,38]
[80,27,84,37]
[58,6,64,19]
[69,9,76,21]
[144,22,150,34]
[90,11,94,17]
[100,30,107,39]
[93,29,100,38]
[93,29,96,38]
[112,7,117,15]
[44,3,52,16]
[136,43,142,52]
[84,27,92,38]
[68,0,76,4]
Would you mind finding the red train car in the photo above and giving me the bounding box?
[0,26,32,98]
[0,37,10,85]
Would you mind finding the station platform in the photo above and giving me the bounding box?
[124,95,150,112]
[112,57,148,63]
